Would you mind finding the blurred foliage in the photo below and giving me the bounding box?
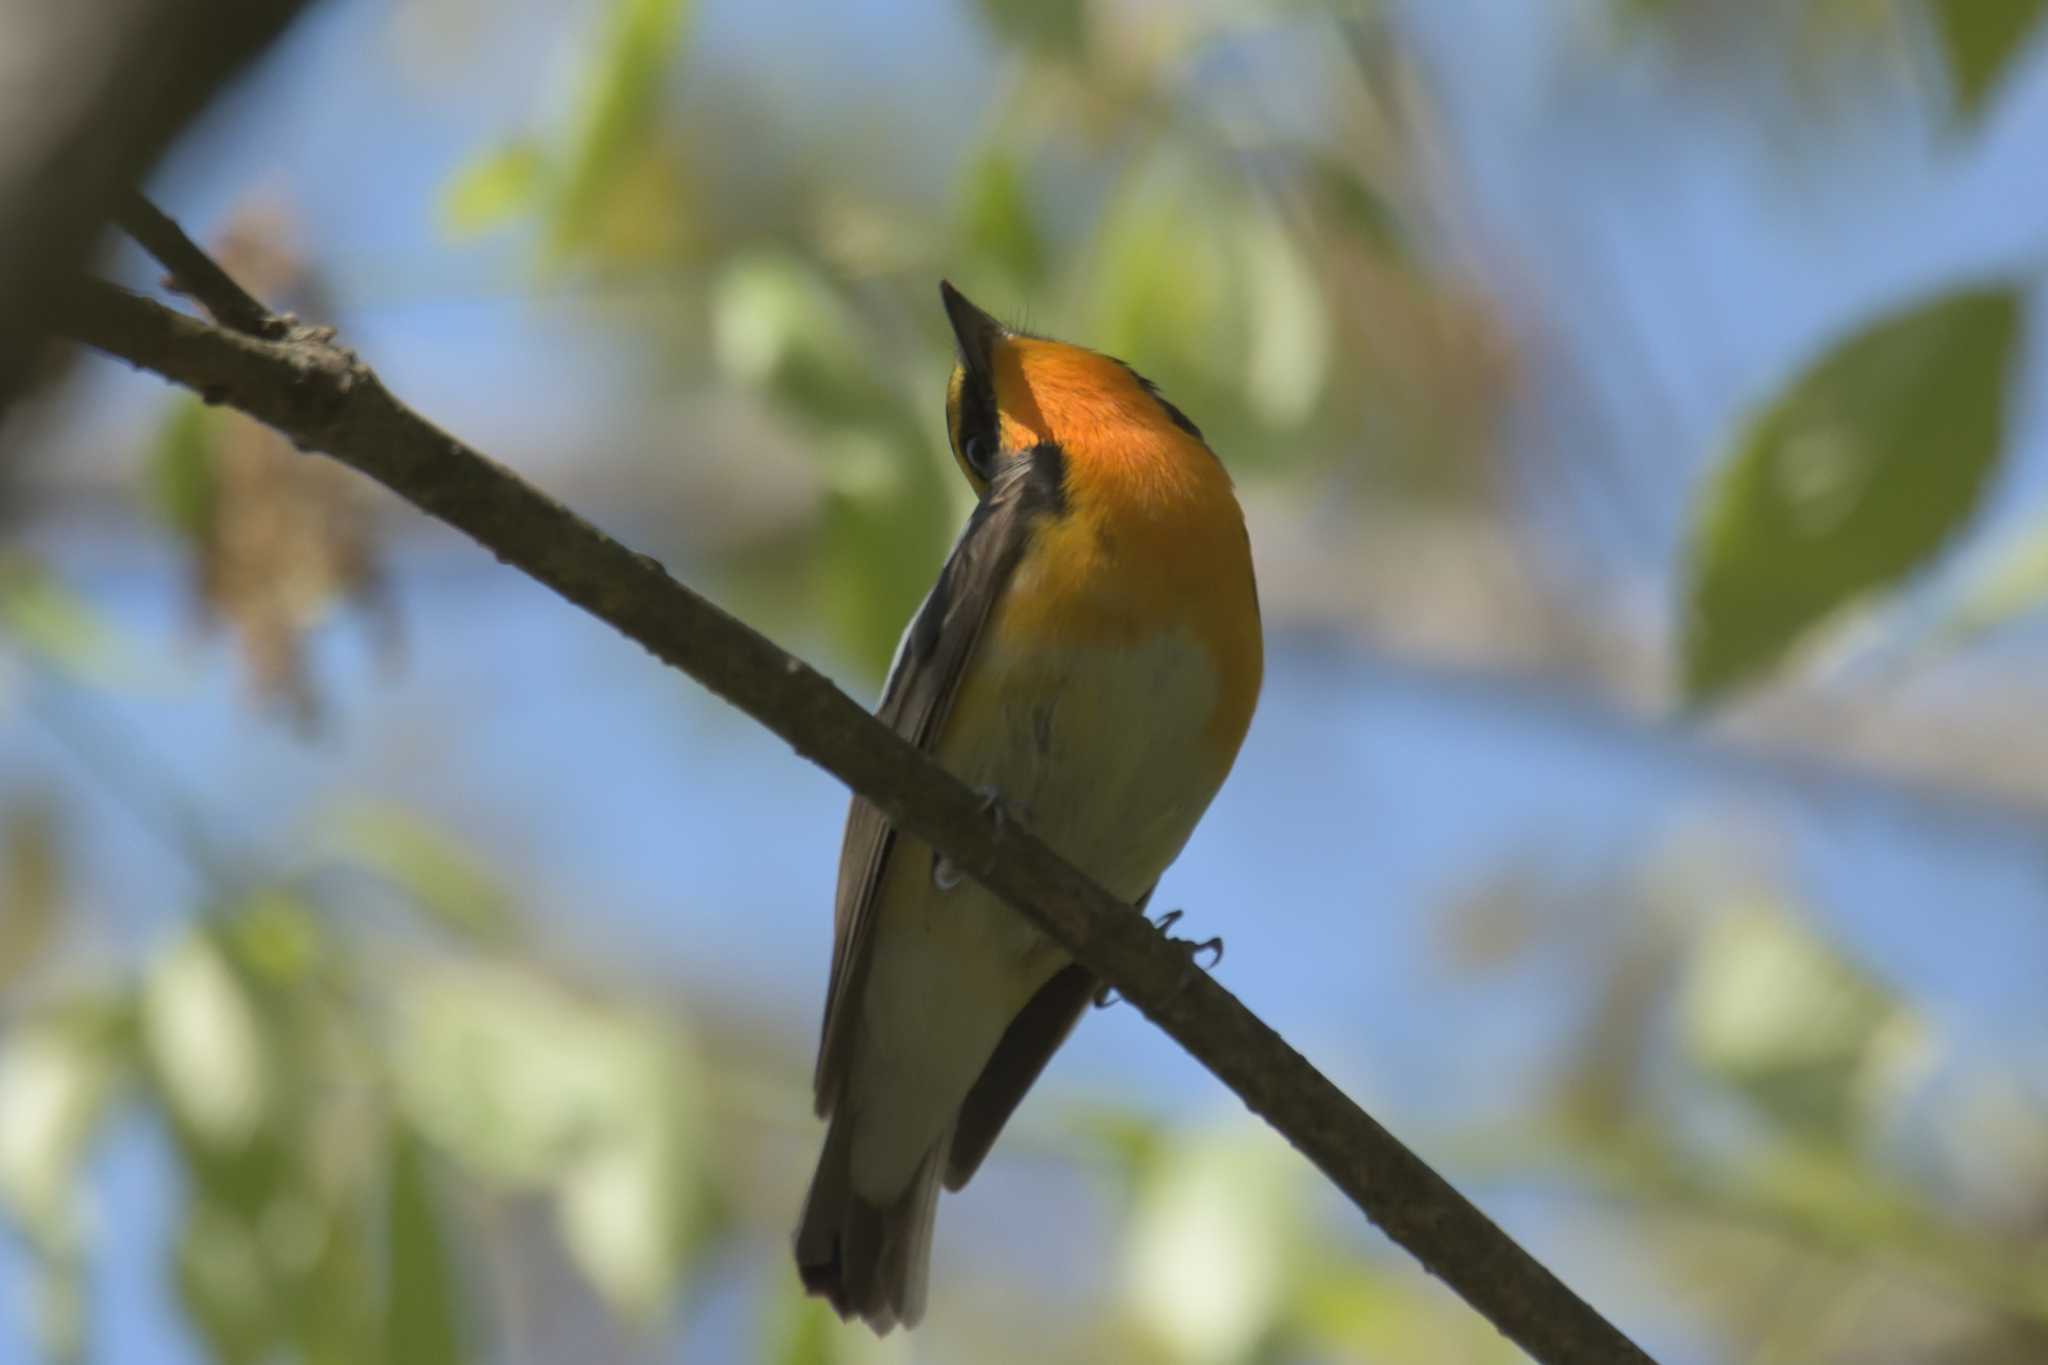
[1931,0,2048,114]
[1681,288,2020,704]
[8,0,2048,1361]
[140,206,398,732]
[437,0,1448,674]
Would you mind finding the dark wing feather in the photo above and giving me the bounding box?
[942,886,1150,1188]
[812,446,1065,1113]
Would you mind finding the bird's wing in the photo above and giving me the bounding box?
[812,446,1064,1113]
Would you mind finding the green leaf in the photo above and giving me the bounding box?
[0,1003,130,1249]
[145,393,219,541]
[1238,204,1330,427]
[176,1200,278,1365]
[0,804,63,997]
[1680,896,1904,1140]
[0,556,128,682]
[959,146,1047,287]
[975,0,1086,58]
[440,141,547,239]
[323,802,519,943]
[141,932,273,1153]
[384,1128,465,1365]
[1123,1127,1300,1364]
[550,0,691,257]
[392,962,700,1317]
[1930,0,2048,117]
[1680,286,2021,703]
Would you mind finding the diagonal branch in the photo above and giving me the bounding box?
[57,221,1657,1365]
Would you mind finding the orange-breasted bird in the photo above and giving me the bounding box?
[794,282,1263,1331]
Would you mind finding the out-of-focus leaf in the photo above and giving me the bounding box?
[384,1127,464,1365]
[1930,0,2048,116]
[324,802,519,943]
[0,804,63,996]
[766,1272,886,1365]
[1239,204,1330,427]
[1308,150,1404,255]
[146,393,220,541]
[551,0,691,257]
[1681,287,2020,703]
[556,1082,693,1320]
[711,253,869,416]
[0,556,128,682]
[975,0,1086,58]
[221,889,325,987]
[142,931,272,1153]
[177,1201,278,1365]
[440,141,548,238]
[1123,1126,1298,1363]
[0,1003,129,1248]
[960,146,1048,287]
[1292,1260,1523,1365]
[393,962,700,1315]
[1681,897,1900,1138]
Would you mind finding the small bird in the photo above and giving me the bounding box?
[795,282,1263,1331]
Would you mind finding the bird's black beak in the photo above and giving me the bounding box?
[939,280,1005,376]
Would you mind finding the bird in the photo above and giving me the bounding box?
[794,281,1263,1332]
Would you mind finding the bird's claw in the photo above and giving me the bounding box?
[1093,908,1222,1008]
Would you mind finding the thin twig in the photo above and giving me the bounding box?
[116,193,283,339]
[57,213,1659,1364]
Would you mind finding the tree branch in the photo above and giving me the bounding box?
[57,225,1657,1364]
[0,0,312,412]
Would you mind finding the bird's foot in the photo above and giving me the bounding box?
[1094,908,1223,1008]
[934,787,1020,890]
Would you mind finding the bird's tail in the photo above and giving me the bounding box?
[793,1112,945,1334]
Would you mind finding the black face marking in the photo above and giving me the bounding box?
[1117,360,1205,443]
[1022,440,1067,515]
[954,365,1000,481]
[900,440,1066,694]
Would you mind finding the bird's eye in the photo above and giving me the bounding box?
[963,433,996,477]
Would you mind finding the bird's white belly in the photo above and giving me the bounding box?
[846,625,1224,1196]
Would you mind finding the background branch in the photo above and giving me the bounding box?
[59,234,1655,1363]
[0,0,312,413]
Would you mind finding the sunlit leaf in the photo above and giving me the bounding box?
[1930,0,2048,116]
[0,1004,129,1248]
[324,802,520,943]
[146,393,220,541]
[1123,1127,1299,1363]
[1239,204,1330,427]
[440,141,548,239]
[1680,286,2020,703]
[1681,897,1901,1138]
[142,932,272,1153]
[384,1127,465,1365]
[221,889,325,987]
[551,0,691,258]
[393,962,701,1315]
[710,253,868,414]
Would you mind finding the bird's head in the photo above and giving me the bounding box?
[939,280,1211,501]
